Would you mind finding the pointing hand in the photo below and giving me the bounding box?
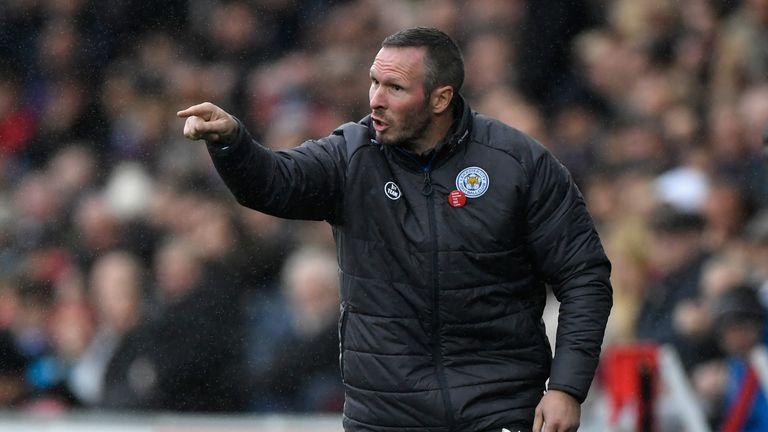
[177,102,237,142]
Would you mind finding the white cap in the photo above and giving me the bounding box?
[654,166,710,212]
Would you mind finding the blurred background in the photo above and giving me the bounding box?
[1,0,768,430]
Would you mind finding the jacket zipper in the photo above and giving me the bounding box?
[422,168,455,430]
[338,306,349,382]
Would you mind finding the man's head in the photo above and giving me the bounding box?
[281,246,339,337]
[382,27,464,99]
[91,251,144,332]
[648,204,705,276]
[369,27,464,153]
[713,285,766,357]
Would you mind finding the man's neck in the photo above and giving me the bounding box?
[413,106,456,155]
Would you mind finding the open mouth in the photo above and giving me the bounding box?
[372,117,389,132]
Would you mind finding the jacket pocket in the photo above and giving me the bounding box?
[338,305,349,382]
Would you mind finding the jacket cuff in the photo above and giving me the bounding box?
[546,383,586,404]
[206,117,245,155]
[547,347,600,404]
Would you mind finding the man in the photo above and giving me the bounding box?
[98,239,247,412]
[178,27,612,432]
[252,246,344,411]
[634,204,710,369]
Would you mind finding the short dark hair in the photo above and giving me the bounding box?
[382,27,464,96]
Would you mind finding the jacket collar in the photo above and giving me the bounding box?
[361,94,473,172]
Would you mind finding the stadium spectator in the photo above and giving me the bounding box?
[69,251,146,407]
[98,238,247,412]
[250,246,343,412]
[634,205,710,369]
[703,286,768,430]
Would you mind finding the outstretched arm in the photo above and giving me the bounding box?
[177,102,347,222]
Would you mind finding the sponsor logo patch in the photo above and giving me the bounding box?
[384,181,402,200]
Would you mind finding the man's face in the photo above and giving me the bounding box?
[720,321,763,357]
[369,47,432,150]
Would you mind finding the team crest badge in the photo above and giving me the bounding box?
[455,167,489,198]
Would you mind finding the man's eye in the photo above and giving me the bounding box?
[392,85,403,91]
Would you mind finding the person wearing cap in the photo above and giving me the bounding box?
[178,27,612,432]
[635,204,712,369]
[712,286,768,432]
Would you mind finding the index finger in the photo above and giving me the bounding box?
[176,102,214,120]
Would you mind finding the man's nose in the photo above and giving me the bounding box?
[370,86,386,111]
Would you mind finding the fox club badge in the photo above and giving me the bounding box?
[455,167,489,198]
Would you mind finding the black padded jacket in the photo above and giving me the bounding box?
[206,98,612,432]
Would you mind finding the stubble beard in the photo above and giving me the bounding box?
[377,104,433,153]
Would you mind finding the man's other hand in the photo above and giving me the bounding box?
[177,102,237,142]
[532,389,580,432]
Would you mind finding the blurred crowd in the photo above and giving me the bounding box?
[1,0,768,427]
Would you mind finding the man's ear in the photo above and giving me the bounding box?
[431,85,454,114]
